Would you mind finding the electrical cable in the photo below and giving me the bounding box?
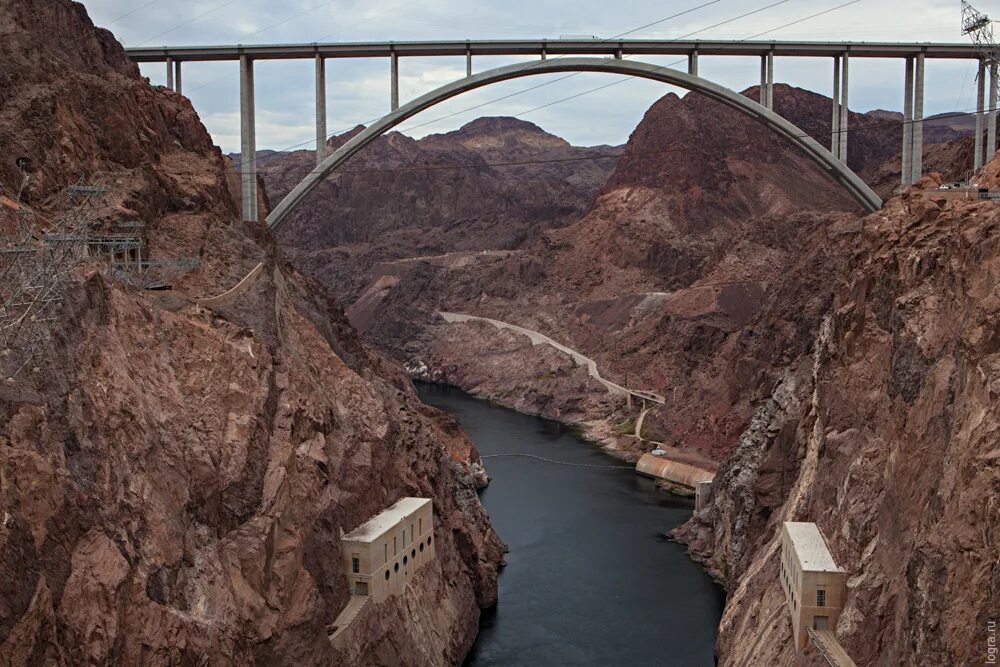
[134,0,244,47]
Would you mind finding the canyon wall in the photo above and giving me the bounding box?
[0,1,502,664]
[677,177,1000,665]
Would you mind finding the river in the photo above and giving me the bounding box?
[415,383,725,667]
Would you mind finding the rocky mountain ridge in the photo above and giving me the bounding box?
[243,117,621,303]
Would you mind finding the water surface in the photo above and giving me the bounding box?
[415,383,724,667]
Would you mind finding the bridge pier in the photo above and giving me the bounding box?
[758,50,774,110]
[166,57,174,90]
[976,60,986,171]
[902,57,913,188]
[839,53,849,162]
[912,53,924,184]
[688,50,698,76]
[240,55,258,222]
[831,56,841,159]
[174,60,182,95]
[466,46,472,76]
[989,61,998,166]
[391,51,399,111]
[315,55,327,165]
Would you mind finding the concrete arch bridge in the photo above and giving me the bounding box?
[125,39,998,226]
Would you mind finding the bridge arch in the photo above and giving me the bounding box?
[267,57,881,229]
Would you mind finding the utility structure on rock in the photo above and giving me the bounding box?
[0,183,110,378]
[963,1,1000,172]
[0,183,191,379]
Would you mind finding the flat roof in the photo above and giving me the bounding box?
[342,497,431,543]
[784,522,845,573]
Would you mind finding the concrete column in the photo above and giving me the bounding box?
[466,47,472,76]
[315,55,327,165]
[766,50,774,110]
[688,50,698,76]
[391,51,399,111]
[760,55,768,105]
[174,60,182,95]
[839,53,849,164]
[831,56,841,159]
[911,53,924,184]
[976,60,986,171]
[541,48,547,61]
[166,57,174,90]
[989,61,998,165]
[902,57,914,189]
[239,55,257,222]
[615,47,623,60]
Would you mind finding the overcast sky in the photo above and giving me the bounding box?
[83,0,986,153]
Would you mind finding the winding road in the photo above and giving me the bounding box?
[438,311,665,405]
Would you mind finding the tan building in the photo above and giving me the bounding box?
[780,522,847,649]
[341,497,435,604]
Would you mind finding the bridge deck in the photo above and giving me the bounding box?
[125,39,981,63]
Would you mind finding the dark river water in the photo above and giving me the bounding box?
[415,384,725,667]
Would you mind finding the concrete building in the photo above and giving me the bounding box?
[780,522,847,650]
[341,497,435,604]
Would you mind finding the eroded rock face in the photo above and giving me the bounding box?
[252,117,621,304]
[0,1,502,664]
[676,180,1000,665]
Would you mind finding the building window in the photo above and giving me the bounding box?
[403,555,408,565]
[419,518,423,534]
[427,536,432,546]
[394,562,399,573]
[817,590,826,607]
[419,543,424,553]
[394,536,397,554]
[411,548,416,559]
[384,544,388,564]
[385,570,390,581]
[351,556,360,574]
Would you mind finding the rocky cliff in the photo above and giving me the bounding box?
[0,1,502,665]
[675,174,1000,665]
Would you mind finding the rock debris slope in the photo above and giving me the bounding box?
[0,1,502,665]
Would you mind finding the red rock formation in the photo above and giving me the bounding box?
[0,1,502,664]
[675,175,1000,665]
[255,117,620,303]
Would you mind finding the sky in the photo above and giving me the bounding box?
[82,0,989,154]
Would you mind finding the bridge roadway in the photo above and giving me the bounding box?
[125,39,982,62]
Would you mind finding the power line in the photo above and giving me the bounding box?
[508,0,859,122]
[184,0,424,95]
[134,0,243,47]
[183,1,731,171]
[743,0,861,40]
[397,0,786,136]
[102,0,160,27]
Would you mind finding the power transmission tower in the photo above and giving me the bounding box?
[0,182,107,379]
[963,0,999,64]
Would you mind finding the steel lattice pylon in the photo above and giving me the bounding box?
[0,183,108,378]
[963,1,1000,66]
